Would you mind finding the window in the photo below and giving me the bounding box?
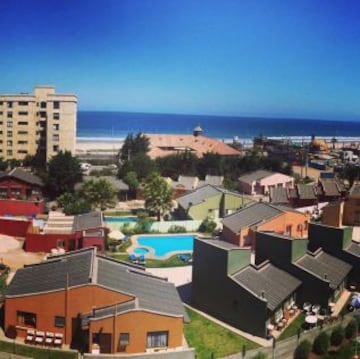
[119,333,129,348]
[17,150,27,154]
[53,124,59,131]
[53,101,60,109]
[7,140,12,146]
[40,102,47,109]
[54,316,65,328]
[0,111,3,116]
[18,111,28,116]
[11,188,21,196]
[7,121,12,128]
[53,113,60,120]
[17,311,36,328]
[53,145,59,152]
[7,131,12,137]
[7,101,13,108]
[18,140,28,145]
[18,131,28,135]
[285,225,292,236]
[53,134,59,142]
[146,331,168,348]
[7,112,12,118]
[57,239,65,248]
[0,102,3,105]
[40,111,47,118]
[304,221,308,230]
[18,121,28,126]
[18,101,28,106]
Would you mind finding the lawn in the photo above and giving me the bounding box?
[184,308,259,359]
[278,312,305,341]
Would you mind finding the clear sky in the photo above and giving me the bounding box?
[1,0,359,120]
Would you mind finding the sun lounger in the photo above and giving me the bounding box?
[25,329,35,343]
[45,332,54,345]
[35,331,45,344]
[54,332,63,347]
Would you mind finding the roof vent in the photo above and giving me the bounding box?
[261,290,265,299]
[324,273,328,280]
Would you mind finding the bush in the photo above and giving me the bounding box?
[330,325,345,346]
[168,225,187,233]
[198,217,217,233]
[354,314,360,328]
[345,319,358,339]
[312,332,330,355]
[294,339,312,359]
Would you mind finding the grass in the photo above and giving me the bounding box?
[184,308,259,359]
[107,251,192,268]
[0,340,77,359]
[278,312,305,341]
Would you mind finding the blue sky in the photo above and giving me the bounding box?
[0,0,359,120]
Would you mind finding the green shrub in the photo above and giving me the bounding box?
[312,332,330,355]
[345,319,358,339]
[294,339,312,359]
[330,325,345,346]
[354,314,360,328]
[198,217,217,233]
[168,225,187,233]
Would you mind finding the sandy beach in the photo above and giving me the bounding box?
[76,139,123,154]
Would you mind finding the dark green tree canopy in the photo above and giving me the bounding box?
[119,132,150,162]
[118,153,157,181]
[47,151,83,198]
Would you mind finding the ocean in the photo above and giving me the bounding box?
[77,111,360,145]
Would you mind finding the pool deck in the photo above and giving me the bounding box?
[128,233,195,260]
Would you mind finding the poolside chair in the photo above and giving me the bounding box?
[138,255,146,264]
[128,254,137,263]
[54,333,63,347]
[34,330,45,345]
[45,332,54,346]
[25,329,35,344]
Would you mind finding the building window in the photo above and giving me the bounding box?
[40,102,47,109]
[17,150,28,154]
[53,134,59,142]
[53,145,59,152]
[39,111,47,118]
[304,221,308,230]
[17,311,36,328]
[18,101,28,106]
[119,333,129,349]
[0,102,3,105]
[18,111,28,116]
[11,188,21,196]
[18,140,28,145]
[0,111,3,117]
[53,113,60,120]
[146,331,168,348]
[53,124,59,131]
[7,112,12,118]
[54,316,65,328]
[7,131,12,137]
[285,225,292,236]
[18,121,28,126]
[53,101,60,109]
[57,239,65,248]
[7,121,12,128]
[7,141,12,147]
[7,102,13,108]
[18,131,28,135]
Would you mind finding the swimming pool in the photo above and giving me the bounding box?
[105,216,138,223]
[136,234,194,257]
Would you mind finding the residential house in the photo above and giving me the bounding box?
[172,175,199,198]
[255,231,352,308]
[25,211,107,254]
[269,187,290,206]
[221,202,309,248]
[317,178,343,203]
[343,184,360,226]
[191,237,301,338]
[4,247,188,355]
[308,223,360,289]
[238,170,294,196]
[0,168,45,216]
[176,184,252,220]
[289,184,318,208]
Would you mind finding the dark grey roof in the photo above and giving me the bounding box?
[97,257,186,319]
[344,242,360,257]
[6,249,94,297]
[3,168,43,186]
[238,170,274,185]
[232,263,301,311]
[297,184,317,200]
[83,176,129,191]
[204,175,224,186]
[177,185,221,210]
[197,237,242,250]
[73,212,103,232]
[295,250,352,289]
[173,176,198,190]
[6,248,187,320]
[319,179,340,197]
[270,187,289,204]
[222,202,283,233]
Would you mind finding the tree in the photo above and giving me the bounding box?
[345,319,358,339]
[118,153,157,181]
[294,339,311,359]
[198,217,217,234]
[0,158,7,171]
[80,178,117,210]
[57,192,91,215]
[47,151,83,197]
[312,332,330,355]
[142,172,173,221]
[124,171,139,198]
[119,132,150,162]
[330,325,345,346]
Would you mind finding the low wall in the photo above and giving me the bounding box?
[0,218,31,237]
[0,199,45,216]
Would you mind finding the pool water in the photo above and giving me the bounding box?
[137,235,194,257]
[133,247,149,255]
[105,216,138,223]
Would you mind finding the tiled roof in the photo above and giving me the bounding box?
[145,134,240,159]
[222,202,283,233]
[344,242,360,257]
[319,179,340,197]
[270,187,289,204]
[297,184,317,200]
[73,212,103,232]
[232,262,301,311]
[1,168,43,186]
[295,250,351,289]
[238,170,274,185]
[6,248,186,319]
[177,185,221,210]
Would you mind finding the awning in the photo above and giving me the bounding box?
[108,230,125,241]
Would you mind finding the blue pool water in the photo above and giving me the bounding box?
[105,216,138,223]
[137,235,194,257]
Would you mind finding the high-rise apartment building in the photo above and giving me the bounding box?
[0,86,77,161]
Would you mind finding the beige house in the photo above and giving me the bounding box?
[0,86,77,161]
